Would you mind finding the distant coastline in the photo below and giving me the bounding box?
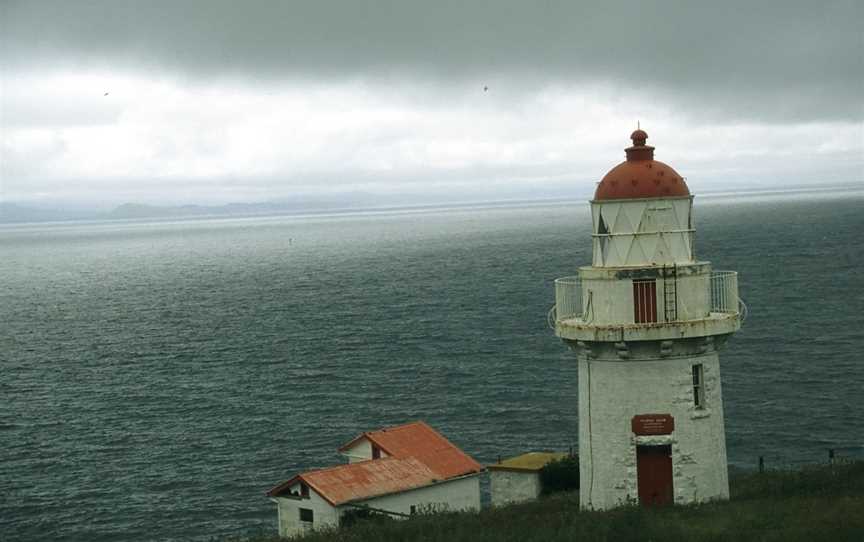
[2,182,861,225]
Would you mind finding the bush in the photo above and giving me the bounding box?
[539,455,580,495]
[339,507,394,528]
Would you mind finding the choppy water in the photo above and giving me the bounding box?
[2,190,863,541]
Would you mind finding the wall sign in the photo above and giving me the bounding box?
[631,414,675,435]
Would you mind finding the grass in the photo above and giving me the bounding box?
[233,461,864,542]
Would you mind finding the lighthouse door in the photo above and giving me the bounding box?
[636,445,673,506]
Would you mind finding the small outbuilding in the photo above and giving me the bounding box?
[267,421,483,537]
[488,452,569,506]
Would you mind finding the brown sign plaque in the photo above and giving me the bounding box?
[631,414,675,436]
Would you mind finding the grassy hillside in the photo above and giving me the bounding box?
[237,461,864,542]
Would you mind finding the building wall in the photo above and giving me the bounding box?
[578,349,729,510]
[355,474,481,516]
[489,470,541,506]
[275,475,481,537]
[341,438,389,463]
[274,486,340,538]
[578,263,712,326]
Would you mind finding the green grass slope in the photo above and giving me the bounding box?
[237,461,864,542]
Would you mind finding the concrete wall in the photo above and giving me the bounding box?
[275,484,340,538]
[357,474,481,516]
[578,349,729,510]
[341,438,389,463]
[489,470,541,506]
[579,263,712,326]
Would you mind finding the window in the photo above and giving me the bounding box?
[692,364,705,409]
[299,508,314,523]
[300,482,310,498]
[372,445,381,460]
[598,214,610,263]
[633,279,657,323]
[410,505,417,515]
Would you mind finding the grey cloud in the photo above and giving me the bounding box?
[2,0,862,122]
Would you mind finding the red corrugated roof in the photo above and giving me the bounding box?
[353,421,483,480]
[269,457,440,505]
[269,422,483,505]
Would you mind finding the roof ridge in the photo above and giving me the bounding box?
[302,455,403,476]
[337,420,428,454]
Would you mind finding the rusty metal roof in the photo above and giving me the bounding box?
[595,129,690,201]
[340,421,484,480]
[269,421,483,505]
[268,457,441,505]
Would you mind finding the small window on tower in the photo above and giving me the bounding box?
[299,508,314,523]
[598,214,610,263]
[633,279,657,323]
[692,364,705,409]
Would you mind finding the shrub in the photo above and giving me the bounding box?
[539,455,580,495]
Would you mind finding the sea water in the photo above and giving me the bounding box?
[2,189,863,541]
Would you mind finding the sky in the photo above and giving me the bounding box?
[1,0,862,209]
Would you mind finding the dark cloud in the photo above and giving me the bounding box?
[3,0,862,122]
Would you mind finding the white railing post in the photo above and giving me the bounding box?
[710,271,739,314]
[554,276,583,321]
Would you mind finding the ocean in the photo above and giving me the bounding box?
[2,189,863,541]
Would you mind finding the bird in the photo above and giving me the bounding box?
[104,92,109,96]
[483,86,488,92]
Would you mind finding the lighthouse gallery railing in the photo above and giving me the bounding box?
[554,276,583,320]
[709,271,739,314]
[552,271,739,324]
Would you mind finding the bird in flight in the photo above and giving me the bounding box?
[104,92,109,96]
[483,86,488,92]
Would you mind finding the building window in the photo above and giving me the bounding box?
[633,279,657,323]
[372,445,381,460]
[300,482,310,498]
[299,508,314,523]
[692,364,705,409]
[410,505,417,515]
[598,214,610,264]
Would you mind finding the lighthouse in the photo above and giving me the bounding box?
[552,129,742,509]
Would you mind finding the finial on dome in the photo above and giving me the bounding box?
[630,127,648,147]
[626,127,653,161]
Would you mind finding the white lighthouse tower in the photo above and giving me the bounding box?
[552,129,742,509]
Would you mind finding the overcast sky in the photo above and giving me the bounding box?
[1,0,862,208]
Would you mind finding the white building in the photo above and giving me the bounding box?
[551,129,743,509]
[488,452,569,506]
[267,421,483,537]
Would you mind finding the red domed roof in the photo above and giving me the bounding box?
[594,130,690,200]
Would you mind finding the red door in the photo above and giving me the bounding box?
[636,445,673,506]
[633,279,657,323]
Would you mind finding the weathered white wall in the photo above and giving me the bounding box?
[275,484,341,538]
[489,470,541,506]
[341,438,389,463]
[355,474,481,516]
[578,350,729,510]
[579,263,712,326]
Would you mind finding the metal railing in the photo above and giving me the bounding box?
[554,276,583,321]
[552,271,740,327]
[710,271,739,314]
